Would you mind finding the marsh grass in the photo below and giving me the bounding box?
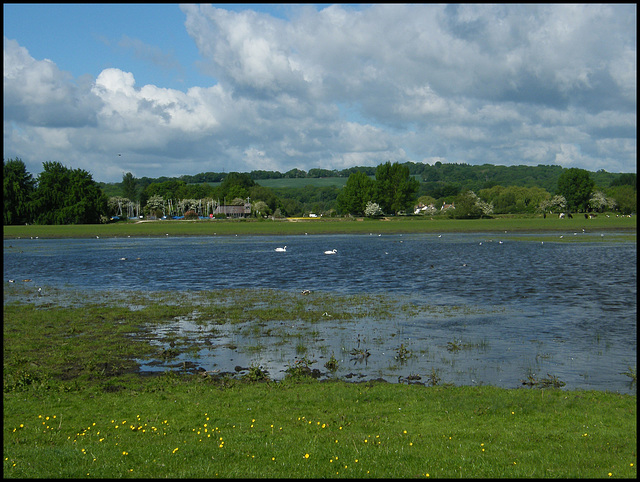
[621,366,637,384]
[395,343,412,362]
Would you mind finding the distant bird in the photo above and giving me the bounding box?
[37,287,42,296]
[559,235,563,239]
[499,241,503,244]
[438,234,442,238]
[301,289,311,295]
[275,246,287,252]
[324,249,337,255]
[119,257,127,261]
[118,153,122,156]
[9,279,15,283]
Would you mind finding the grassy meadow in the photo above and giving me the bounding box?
[4,377,636,478]
[3,216,637,477]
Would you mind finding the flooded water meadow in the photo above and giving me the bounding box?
[4,232,636,393]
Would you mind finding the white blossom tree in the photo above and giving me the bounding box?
[364,201,383,217]
[589,191,617,212]
[467,191,494,217]
[107,196,131,217]
[146,194,165,217]
[177,198,198,214]
[539,195,567,214]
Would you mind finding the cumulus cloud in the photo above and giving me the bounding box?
[3,38,100,128]
[3,4,637,182]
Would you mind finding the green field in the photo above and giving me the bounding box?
[3,214,636,239]
[200,177,351,189]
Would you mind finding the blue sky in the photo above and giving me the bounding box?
[3,4,636,183]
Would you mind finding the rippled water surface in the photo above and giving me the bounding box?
[4,232,636,393]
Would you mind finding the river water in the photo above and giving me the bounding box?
[3,232,636,393]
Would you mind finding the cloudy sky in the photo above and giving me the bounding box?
[3,4,636,183]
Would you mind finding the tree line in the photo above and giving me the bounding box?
[4,157,636,225]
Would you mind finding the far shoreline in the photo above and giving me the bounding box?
[3,214,636,239]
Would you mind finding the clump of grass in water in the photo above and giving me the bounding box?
[521,373,566,388]
[349,333,370,360]
[285,356,317,378]
[621,366,636,384]
[295,342,308,355]
[427,368,441,386]
[447,339,461,352]
[242,363,270,382]
[324,353,339,372]
[395,343,412,362]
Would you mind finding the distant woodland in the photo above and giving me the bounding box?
[4,158,637,224]
[97,162,636,218]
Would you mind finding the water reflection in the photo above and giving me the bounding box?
[4,233,637,393]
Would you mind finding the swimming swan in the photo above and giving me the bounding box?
[324,249,337,255]
[275,246,287,252]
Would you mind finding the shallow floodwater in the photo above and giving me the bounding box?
[3,232,637,393]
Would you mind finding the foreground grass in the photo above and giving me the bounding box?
[4,377,637,478]
[3,289,637,478]
[3,213,636,238]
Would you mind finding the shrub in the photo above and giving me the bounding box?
[183,210,199,220]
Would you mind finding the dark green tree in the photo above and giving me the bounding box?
[373,162,420,214]
[122,172,138,202]
[608,185,636,215]
[30,161,107,224]
[249,185,279,213]
[609,173,636,189]
[336,171,375,215]
[449,191,483,219]
[144,179,188,201]
[556,168,595,212]
[218,172,255,202]
[3,158,36,225]
[283,168,307,178]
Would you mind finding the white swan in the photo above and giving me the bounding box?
[275,246,287,252]
[324,249,337,255]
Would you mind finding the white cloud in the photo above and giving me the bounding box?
[3,4,637,182]
[3,38,100,127]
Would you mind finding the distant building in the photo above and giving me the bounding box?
[214,203,252,218]
[441,202,455,211]
[414,203,437,215]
